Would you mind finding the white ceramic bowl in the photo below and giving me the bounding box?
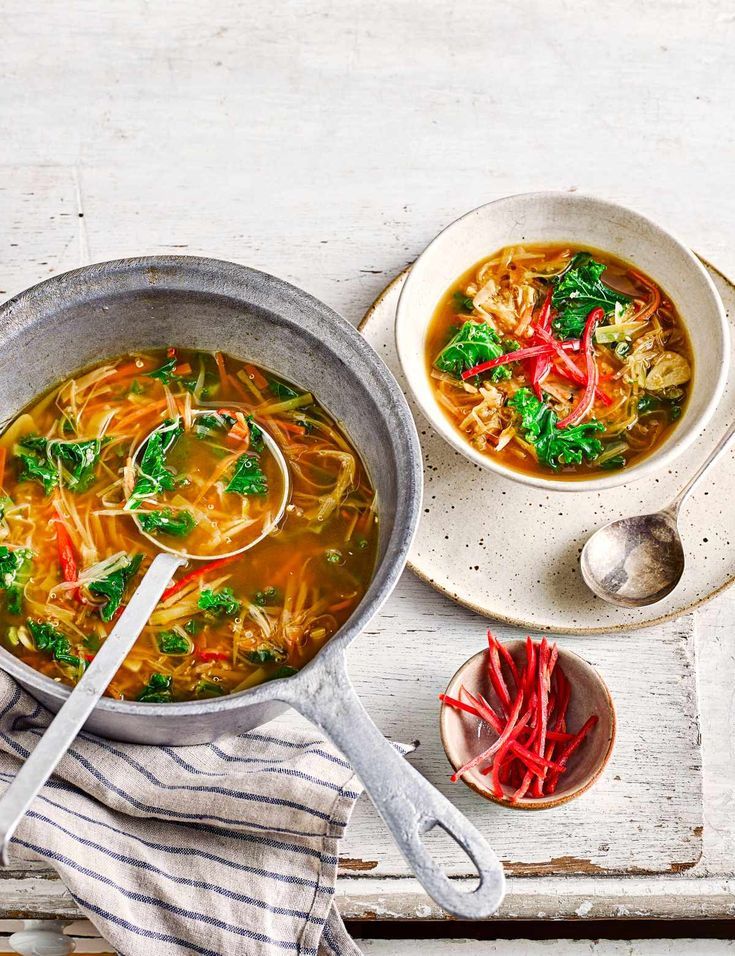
[396,192,730,492]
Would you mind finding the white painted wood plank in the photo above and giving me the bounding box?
[360,944,735,956]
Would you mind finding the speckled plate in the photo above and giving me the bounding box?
[360,259,735,633]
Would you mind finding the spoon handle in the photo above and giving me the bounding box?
[0,551,184,865]
[669,419,735,515]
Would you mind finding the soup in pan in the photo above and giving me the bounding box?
[427,245,693,478]
[0,350,378,701]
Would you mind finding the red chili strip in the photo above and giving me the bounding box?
[545,715,599,795]
[461,340,580,381]
[529,289,554,399]
[160,554,240,602]
[450,692,526,783]
[493,630,520,689]
[556,307,604,428]
[533,326,612,406]
[195,650,230,663]
[486,636,512,716]
[54,520,79,601]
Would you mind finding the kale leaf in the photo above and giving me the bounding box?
[452,291,475,313]
[16,436,102,494]
[508,387,605,470]
[193,411,236,439]
[27,619,83,669]
[137,672,173,703]
[246,645,286,665]
[147,357,178,385]
[128,419,181,508]
[194,679,225,699]
[137,508,197,538]
[88,553,143,621]
[226,454,268,496]
[254,585,280,606]
[267,377,300,400]
[434,321,515,381]
[551,253,631,339]
[198,587,240,617]
[156,631,192,655]
[0,546,32,615]
[16,448,58,494]
[248,417,264,452]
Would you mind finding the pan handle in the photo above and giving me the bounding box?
[277,650,505,919]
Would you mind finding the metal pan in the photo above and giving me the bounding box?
[0,257,504,918]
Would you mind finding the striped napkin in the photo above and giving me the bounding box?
[0,672,365,956]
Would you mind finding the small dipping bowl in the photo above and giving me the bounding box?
[440,640,616,810]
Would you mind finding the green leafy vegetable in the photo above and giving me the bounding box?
[0,546,32,615]
[137,508,197,538]
[267,377,300,400]
[600,455,626,470]
[508,388,605,470]
[265,665,299,682]
[27,620,83,669]
[551,253,631,339]
[325,549,342,564]
[638,394,682,422]
[195,679,225,699]
[226,454,267,496]
[88,553,143,621]
[156,631,192,655]
[246,645,286,665]
[16,436,102,493]
[491,340,522,382]
[129,379,145,396]
[184,617,203,636]
[198,587,240,617]
[452,291,475,313]
[128,419,181,508]
[248,417,264,452]
[193,412,236,438]
[434,321,507,380]
[16,450,58,494]
[137,672,173,703]
[147,357,178,385]
[47,439,102,491]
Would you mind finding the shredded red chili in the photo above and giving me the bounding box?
[556,307,604,428]
[440,631,599,802]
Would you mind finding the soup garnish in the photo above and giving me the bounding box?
[0,350,377,701]
[427,246,693,477]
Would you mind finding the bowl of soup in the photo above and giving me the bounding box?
[395,193,729,491]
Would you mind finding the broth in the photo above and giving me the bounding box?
[426,245,693,478]
[0,350,378,702]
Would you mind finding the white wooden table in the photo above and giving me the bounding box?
[1,0,734,949]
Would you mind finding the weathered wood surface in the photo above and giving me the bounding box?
[0,0,734,935]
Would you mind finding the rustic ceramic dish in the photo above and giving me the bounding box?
[395,192,729,493]
[440,641,616,810]
[362,260,735,633]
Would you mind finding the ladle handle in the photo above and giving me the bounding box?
[278,650,505,919]
[0,552,184,865]
[669,419,735,515]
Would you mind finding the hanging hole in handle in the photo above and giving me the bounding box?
[418,820,481,892]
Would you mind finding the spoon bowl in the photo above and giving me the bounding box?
[129,409,291,561]
[581,511,685,608]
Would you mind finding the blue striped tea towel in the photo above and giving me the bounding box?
[0,672,365,955]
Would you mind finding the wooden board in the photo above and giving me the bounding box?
[329,579,702,876]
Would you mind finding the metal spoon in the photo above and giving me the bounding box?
[0,412,291,860]
[581,421,735,607]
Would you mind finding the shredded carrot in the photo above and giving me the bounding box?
[244,364,268,390]
[215,352,229,387]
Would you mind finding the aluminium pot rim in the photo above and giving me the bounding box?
[0,254,423,719]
